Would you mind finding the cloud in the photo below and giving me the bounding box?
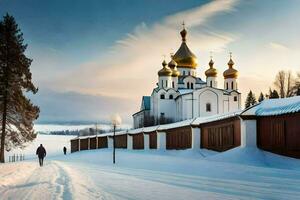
[50,0,239,97]
[269,42,289,51]
[33,0,240,122]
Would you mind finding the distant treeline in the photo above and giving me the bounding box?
[39,127,129,136]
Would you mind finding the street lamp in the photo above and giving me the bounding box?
[111,113,122,164]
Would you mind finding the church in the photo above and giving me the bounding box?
[133,25,241,128]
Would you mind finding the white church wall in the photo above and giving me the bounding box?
[178,68,196,77]
[180,94,193,120]
[183,76,196,89]
[197,89,219,117]
[206,77,217,88]
[158,76,173,89]
[228,91,240,112]
[224,78,238,91]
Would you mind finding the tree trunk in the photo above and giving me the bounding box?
[0,37,9,163]
[0,86,8,163]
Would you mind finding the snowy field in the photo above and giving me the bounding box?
[1,142,300,200]
[5,134,74,160]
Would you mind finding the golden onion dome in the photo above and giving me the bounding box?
[168,57,180,77]
[158,60,172,76]
[205,58,217,77]
[171,66,180,77]
[223,55,238,79]
[168,58,177,69]
[173,26,198,69]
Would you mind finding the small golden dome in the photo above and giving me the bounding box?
[205,59,217,77]
[223,55,238,79]
[158,60,172,76]
[171,66,180,77]
[173,26,198,69]
[168,57,180,77]
[168,58,177,69]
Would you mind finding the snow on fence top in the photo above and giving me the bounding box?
[191,111,242,125]
[71,111,243,141]
[241,96,300,116]
[157,119,194,131]
[143,125,159,133]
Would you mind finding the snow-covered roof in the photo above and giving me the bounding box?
[157,119,194,131]
[191,111,242,126]
[178,89,193,95]
[241,96,300,116]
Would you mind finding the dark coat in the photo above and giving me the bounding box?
[36,146,46,158]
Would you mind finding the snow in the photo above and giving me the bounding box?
[5,134,73,161]
[178,89,193,95]
[157,119,194,130]
[242,96,300,116]
[191,111,242,125]
[1,143,300,199]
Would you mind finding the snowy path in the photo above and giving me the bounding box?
[1,149,300,200]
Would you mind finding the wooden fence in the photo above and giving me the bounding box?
[9,154,25,162]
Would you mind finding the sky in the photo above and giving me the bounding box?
[0,0,300,124]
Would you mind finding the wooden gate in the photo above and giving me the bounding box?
[148,131,157,149]
[80,138,88,150]
[257,113,300,158]
[115,135,127,148]
[98,136,108,148]
[71,139,79,153]
[201,117,240,152]
[90,137,97,149]
[133,133,144,149]
[166,126,192,149]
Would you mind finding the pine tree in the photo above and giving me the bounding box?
[0,14,39,163]
[297,87,300,96]
[269,89,279,99]
[258,92,265,102]
[245,90,257,108]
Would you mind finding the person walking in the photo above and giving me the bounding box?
[63,146,67,155]
[36,144,46,167]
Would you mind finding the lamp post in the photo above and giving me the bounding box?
[111,114,122,164]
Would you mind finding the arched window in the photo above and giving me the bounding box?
[231,81,234,89]
[226,82,228,90]
[183,71,186,76]
[172,81,174,88]
[187,82,190,89]
[191,83,194,89]
[166,80,168,87]
[210,81,212,87]
[169,94,173,99]
[161,80,163,87]
[206,103,211,112]
[160,94,165,99]
[188,71,190,76]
